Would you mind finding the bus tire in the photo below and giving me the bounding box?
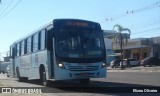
[40,67,48,86]
[79,78,90,85]
[149,63,152,67]
[16,68,23,82]
[42,71,47,86]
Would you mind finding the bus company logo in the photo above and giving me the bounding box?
[2,88,11,93]
[35,54,38,63]
[1,87,43,93]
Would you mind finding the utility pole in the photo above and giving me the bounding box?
[6,51,10,62]
[6,51,9,57]
[120,33,124,70]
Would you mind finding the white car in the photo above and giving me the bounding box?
[6,65,11,77]
[120,58,140,67]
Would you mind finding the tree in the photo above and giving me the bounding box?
[113,24,131,46]
[113,24,131,69]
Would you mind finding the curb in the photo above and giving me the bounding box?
[107,70,160,72]
[107,66,160,72]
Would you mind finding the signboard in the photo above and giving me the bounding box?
[53,19,101,30]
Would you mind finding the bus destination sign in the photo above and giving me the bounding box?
[53,19,101,30]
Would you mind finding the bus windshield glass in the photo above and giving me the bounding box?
[55,29,105,63]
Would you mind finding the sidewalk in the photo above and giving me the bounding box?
[107,66,160,72]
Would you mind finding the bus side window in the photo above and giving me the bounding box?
[11,46,16,59]
[17,43,20,56]
[14,45,17,57]
[40,29,46,50]
[13,46,16,59]
[38,31,41,50]
[31,36,33,52]
[27,37,32,53]
[21,40,25,55]
[33,33,39,52]
[24,39,27,54]
[10,46,12,58]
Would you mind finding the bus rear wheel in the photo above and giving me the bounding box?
[16,68,23,82]
[40,67,48,86]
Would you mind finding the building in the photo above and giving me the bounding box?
[0,61,10,73]
[103,30,130,65]
[103,30,160,61]
[151,36,160,57]
[122,37,160,60]
[104,38,115,66]
[122,38,151,60]
[3,56,10,62]
[111,37,160,60]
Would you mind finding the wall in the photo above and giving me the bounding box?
[104,38,115,66]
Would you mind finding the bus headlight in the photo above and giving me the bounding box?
[102,62,106,67]
[58,63,65,68]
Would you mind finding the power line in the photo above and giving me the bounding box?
[131,29,160,38]
[105,1,160,38]
[0,0,14,17]
[106,0,160,21]
[133,20,160,31]
[143,29,160,37]
[132,16,160,30]
[0,0,22,20]
[153,29,160,37]
[129,1,160,14]
[131,26,160,38]
[131,27,160,35]
[0,0,12,12]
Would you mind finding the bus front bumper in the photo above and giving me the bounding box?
[54,67,106,80]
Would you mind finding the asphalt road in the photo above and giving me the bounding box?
[106,72,160,87]
[1,72,160,87]
[0,72,160,95]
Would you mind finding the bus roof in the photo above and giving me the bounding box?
[10,19,101,46]
[10,21,53,46]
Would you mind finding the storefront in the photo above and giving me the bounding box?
[122,38,151,60]
[130,47,150,60]
[103,30,160,61]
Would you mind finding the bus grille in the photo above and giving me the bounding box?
[68,65,99,71]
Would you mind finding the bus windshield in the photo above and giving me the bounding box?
[55,29,105,63]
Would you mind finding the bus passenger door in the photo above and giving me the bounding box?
[11,47,16,77]
[50,38,55,79]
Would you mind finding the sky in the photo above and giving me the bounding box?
[0,0,160,57]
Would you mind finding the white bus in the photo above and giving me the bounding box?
[10,19,106,85]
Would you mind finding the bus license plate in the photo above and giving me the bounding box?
[81,73,89,77]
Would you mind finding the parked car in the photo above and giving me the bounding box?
[0,62,10,74]
[129,58,141,66]
[110,59,121,68]
[120,58,140,67]
[141,57,160,67]
[6,65,11,77]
